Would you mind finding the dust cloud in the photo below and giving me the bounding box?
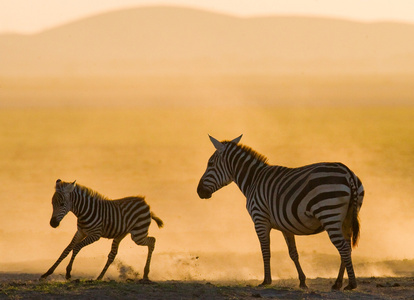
[0,101,413,281]
[0,6,414,283]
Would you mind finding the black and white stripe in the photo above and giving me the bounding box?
[41,179,163,281]
[197,135,364,290]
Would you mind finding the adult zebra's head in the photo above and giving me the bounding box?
[197,135,242,199]
[49,179,76,228]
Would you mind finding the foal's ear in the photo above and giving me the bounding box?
[64,180,76,193]
[209,135,225,153]
[55,179,62,188]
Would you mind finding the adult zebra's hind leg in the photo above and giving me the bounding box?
[97,234,127,280]
[332,229,351,290]
[332,260,346,290]
[326,228,356,290]
[282,232,307,289]
[330,202,356,290]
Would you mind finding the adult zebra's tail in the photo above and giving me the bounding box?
[151,212,164,228]
[349,173,360,248]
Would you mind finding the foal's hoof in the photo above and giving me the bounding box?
[139,278,153,285]
[40,272,51,280]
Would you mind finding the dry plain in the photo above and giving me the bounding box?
[0,75,413,299]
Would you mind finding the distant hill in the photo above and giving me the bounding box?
[1,6,414,76]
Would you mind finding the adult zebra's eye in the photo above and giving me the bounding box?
[60,202,65,207]
[208,161,214,167]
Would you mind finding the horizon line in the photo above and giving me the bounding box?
[2,4,414,35]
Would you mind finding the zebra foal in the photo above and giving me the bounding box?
[41,179,163,281]
[197,135,364,290]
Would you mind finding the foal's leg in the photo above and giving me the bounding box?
[132,235,156,281]
[41,230,85,279]
[282,232,307,289]
[97,234,127,280]
[65,234,101,279]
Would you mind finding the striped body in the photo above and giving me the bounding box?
[197,136,364,290]
[246,162,363,237]
[41,180,163,281]
[70,194,151,240]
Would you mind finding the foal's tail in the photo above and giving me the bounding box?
[151,212,164,228]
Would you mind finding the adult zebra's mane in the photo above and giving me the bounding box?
[223,141,269,165]
[75,184,109,201]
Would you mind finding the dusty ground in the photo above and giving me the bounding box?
[0,107,413,299]
[1,273,414,299]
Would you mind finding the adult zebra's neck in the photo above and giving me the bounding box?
[225,143,268,196]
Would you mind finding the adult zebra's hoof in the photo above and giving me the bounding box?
[331,281,342,290]
[258,280,272,287]
[138,278,153,284]
[344,282,357,290]
[299,282,308,290]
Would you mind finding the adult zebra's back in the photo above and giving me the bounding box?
[41,180,163,282]
[197,135,364,290]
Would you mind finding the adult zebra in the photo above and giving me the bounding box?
[41,179,163,281]
[197,135,364,290]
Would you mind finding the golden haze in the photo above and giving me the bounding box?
[0,102,413,280]
[0,6,413,282]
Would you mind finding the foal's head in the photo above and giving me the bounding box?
[49,179,76,228]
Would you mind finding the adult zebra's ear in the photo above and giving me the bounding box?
[231,135,243,144]
[209,135,225,153]
[209,134,243,153]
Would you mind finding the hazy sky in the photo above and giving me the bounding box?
[1,0,414,34]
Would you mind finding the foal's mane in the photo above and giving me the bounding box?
[75,184,109,201]
[223,141,269,165]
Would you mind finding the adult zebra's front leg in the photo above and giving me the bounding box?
[255,223,272,286]
[282,232,307,289]
[65,234,101,279]
[41,230,85,279]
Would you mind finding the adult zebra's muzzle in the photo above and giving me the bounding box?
[197,180,212,199]
[50,217,60,228]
